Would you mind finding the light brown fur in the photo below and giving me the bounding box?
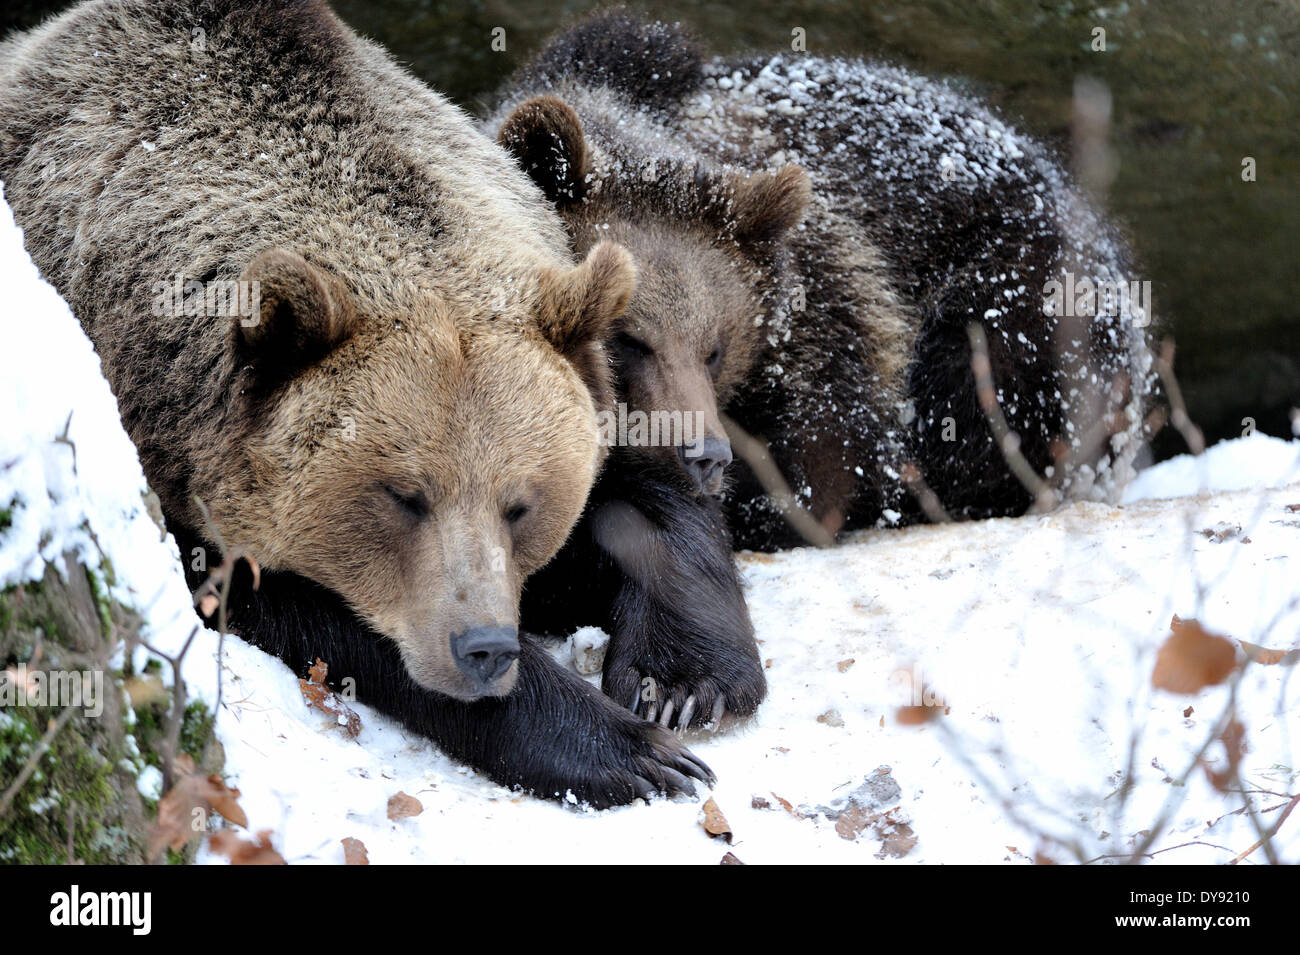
[0,0,636,698]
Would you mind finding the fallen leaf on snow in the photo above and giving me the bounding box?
[1151,616,1236,694]
[700,797,733,843]
[720,852,745,865]
[209,829,285,865]
[770,793,803,818]
[342,837,369,865]
[299,657,363,739]
[1201,720,1247,793]
[387,791,424,820]
[896,704,940,725]
[148,754,248,860]
[1238,639,1298,666]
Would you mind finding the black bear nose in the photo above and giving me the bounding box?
[679,435,733,491]
[451,625,520,685]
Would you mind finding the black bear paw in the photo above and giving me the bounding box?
[604,643,767,734]
[575,707,716,809]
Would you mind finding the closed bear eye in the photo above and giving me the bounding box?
[612,331,653,359]
[504,503,530,525]
[383,484,430,520]
[706,344,723,372]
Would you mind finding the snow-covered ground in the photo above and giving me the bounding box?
[3,184,1298,865]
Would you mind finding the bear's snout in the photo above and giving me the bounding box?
[679,435,733,495]
[451,624,521,690]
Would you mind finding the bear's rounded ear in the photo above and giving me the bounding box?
[727,164,811,244]
[536,241,637,357]
[233,248,359,381]
[498,95,590,206]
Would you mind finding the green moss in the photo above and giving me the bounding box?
[0,702,139,864]
[83,564,113,642]
[0,559,221,865]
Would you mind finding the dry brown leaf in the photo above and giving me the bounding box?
[700,797,733,843]
[148,755,247,860]
[835,805,871,841]
[387,791,424,820]
[1202,720,1247,793]
[299,657,362,738]
[837,658,855,673]
[835,806,917,858]
[751,796,771,810]
[209,829,285,865]
[342,837,369,865]
[876,811,918,859]
[770,793,802,818]
[1238,639,1298,666]
[719,852,745,865]
[896,704,939,725]
[1151,616,1236,694]
[1183,706,1194,718]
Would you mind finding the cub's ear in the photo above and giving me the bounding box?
[536,241,636,358]
[233,249,359,383]
[498,95,590,206]
[727,164,811,243]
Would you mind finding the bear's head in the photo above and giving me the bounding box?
[498,95,810,496]
[202,243,635,701]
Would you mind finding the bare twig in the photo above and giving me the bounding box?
[0,704,79,818]
[900,461,951,524]
[1229,792,1299,865]
[967,323,1059,513]
[1152,338,1205,455]
[720,413,836,548]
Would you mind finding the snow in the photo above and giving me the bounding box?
[3,184,1297,865]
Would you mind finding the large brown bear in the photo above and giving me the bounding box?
[0,0,711,807]
[489,13,1154,727]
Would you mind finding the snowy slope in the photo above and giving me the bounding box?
[3,185,1297,865]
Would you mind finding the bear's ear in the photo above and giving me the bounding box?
[498,95,590,206]
[536,241,637,358]
[727,164,811,244]
[233,249,359,383]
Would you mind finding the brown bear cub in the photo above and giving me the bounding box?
[0,0,711,807]
[489,13,1153,725]
[491,13,1154,541]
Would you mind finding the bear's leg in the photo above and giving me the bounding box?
[189,552,713,809]
[589,462,767,732]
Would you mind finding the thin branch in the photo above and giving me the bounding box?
[967,323,1059,513]
[720,413,835,548]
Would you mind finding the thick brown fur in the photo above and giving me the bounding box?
[0,0,710,805]
[487,11,1154,545]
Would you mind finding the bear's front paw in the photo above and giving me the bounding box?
[574,705,716,809]
[603,638,767,734]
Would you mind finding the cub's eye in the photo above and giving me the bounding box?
[384,484,429,519]
[504,503,530,525]
[706,345,723,370]
[612,331,653,359]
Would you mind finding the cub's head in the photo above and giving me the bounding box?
[498,95,809,495]
[208,244,634,701]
